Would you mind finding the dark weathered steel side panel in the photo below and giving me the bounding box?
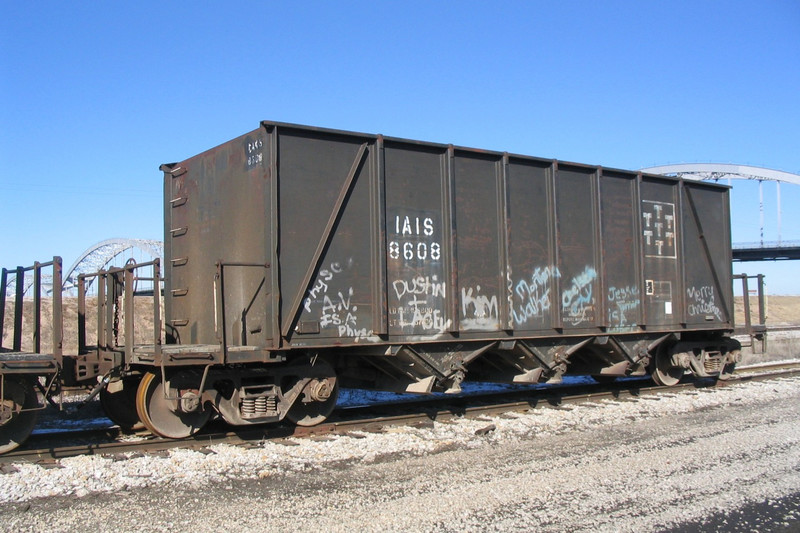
[278,128,376,343]
[506,158,557,332]
[384,142,450,337]
[163,128,271,348]
[555,165,600,329]
[600,171,642,331]
[453,151,504,332]
[640,176,681,328]
[161,121,735,355]
[680,182,733,326]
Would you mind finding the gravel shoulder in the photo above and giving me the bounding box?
[2,376,800,532]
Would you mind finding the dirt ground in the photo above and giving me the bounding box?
[741,294,800,326]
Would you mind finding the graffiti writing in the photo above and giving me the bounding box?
[461,285,499,330]
[392,276,446,299]
[687,285,722,321]
[562,266,597,326]
[389,274,451,334]
[512,266,559,325]
[302,259,374,340]
[607,285,641,327]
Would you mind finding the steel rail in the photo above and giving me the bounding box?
[3,364,799,465]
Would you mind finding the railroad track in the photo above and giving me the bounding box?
[3,361,799,465]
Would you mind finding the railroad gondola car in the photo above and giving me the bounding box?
[0,121,740,452]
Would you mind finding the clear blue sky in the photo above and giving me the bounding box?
[2,2,799,293]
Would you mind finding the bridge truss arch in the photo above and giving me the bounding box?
[641,163,800,247]
[62,238,164,294]
[640,163,800,186]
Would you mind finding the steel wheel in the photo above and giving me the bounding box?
[135,371,210,438]
[0,376,39,454]
[717,361,736,381]
[100,376,145,431]
[651,345,683,387]
[286,358,338,427]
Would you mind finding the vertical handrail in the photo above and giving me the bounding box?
[33,261,41,353]
[97,272,106,350]
[13,266,24,351]
[124,268,134,361]
[740,275,752,332]
[14,267,25,352]
[153,259,162,359]
[78,275,87,354]
[52,257,63,357]
[217,262,227,361]
[104,273,115,349]
[0,268,7,350]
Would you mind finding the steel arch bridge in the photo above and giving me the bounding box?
[640,163,800,186]
[641,163,800,251]
[62,238,163,293]
[3,238,164,297]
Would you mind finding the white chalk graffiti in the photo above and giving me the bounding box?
[392,276,446,299]
[303,259,374,340]
[396,307,451,331]
[607,285,640,327]
[389,274,451,333]
[304,261,345,313]
[562,266,597,326]
[320,287,354,326]
[687,285,722,321]
[461,285,499,330]
[512,266,560,326]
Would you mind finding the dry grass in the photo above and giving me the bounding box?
[3,295,799,354]
[2,297,162,353]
